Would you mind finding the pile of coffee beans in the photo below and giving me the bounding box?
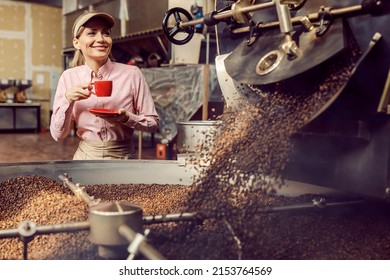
[0,175,193,260]
[0,175,90,260]
[1,174,390,260]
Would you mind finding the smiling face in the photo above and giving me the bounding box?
[73,17,112,67]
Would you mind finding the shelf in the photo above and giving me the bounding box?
[0,103,41,132]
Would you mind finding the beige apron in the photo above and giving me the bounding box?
[73,140,135,160]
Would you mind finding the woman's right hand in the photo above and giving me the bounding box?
[65,82,93,101]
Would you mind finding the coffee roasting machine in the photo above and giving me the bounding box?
[162,0,390,200]
[0,0,389,260]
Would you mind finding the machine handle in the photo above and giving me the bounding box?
[162,7,195,45]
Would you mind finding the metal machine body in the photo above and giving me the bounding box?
[162,0,390,200]
[214,0,390,200]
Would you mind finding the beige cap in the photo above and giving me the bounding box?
[72,11,115,38]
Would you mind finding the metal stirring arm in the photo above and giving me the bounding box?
[0,220,90,239]
[0,220,90,260]
[240,197,366,214]
[142,198,365,226]
[143,212,200,225]
[118,225,166,260]
[59,173,101,206]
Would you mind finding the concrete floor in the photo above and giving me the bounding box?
[0,132,158,163]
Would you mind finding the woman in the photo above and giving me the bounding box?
[50,11,159,160]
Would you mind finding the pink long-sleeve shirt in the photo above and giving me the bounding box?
[50,59,159,142]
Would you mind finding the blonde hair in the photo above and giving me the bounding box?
[70,26,86,67]
[70,50,85,68]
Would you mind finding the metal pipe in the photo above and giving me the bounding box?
[36,221,90,235]
[179,1,275,29]
[0,228,19,238]
[275,0,293,33]
[233,4,363,33]
[0,221,90,238]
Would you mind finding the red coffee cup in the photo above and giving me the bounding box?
[93,80,112,97]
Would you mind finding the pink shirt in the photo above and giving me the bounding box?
[50,59,159,142]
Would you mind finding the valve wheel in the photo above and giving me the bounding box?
[162,7,195,45]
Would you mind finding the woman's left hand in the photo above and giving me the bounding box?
[99,108,129,125]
